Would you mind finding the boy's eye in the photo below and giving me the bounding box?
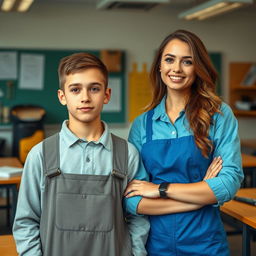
[70,87,80,93]
[90,87,100,93]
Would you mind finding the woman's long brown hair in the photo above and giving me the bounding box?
[147,29,221,158]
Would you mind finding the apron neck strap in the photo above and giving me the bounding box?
[111,133,128,178]
[146,109,154,143]
[43,133,61,178]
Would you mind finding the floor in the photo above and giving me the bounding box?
[0,198,256,256]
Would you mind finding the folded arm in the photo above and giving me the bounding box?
[125,157,222,215]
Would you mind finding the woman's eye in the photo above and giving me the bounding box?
[165,57,174,63]
[183,60,193,65]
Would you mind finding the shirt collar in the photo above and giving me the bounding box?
[152,96,185,122]
[97,121,111,151]
[60,120,111,151]
[152,96,169,122]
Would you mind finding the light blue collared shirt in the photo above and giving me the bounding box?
[13,121,149,256]
[128,97,244,207]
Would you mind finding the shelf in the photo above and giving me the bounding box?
[233,109,256,117]
[232,86,256,91]
[230,63,256,118]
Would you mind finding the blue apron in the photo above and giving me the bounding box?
[141,109,229,256]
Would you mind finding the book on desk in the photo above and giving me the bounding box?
[234,196,256,206]
[0,166,23,178]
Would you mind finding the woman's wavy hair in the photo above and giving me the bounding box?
[147,29,222,158]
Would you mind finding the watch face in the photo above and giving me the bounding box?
[160,187,166,192]
[159,182,169,198]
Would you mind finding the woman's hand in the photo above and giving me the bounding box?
[124,180,160,198]
[203,156,222,180]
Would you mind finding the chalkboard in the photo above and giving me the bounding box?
[0,49,126,124]
[209,52,222,96]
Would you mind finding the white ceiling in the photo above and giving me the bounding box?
[36,0,202,7]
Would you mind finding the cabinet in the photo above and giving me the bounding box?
[229,62,256,117]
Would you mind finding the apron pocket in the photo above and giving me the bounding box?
[55,193,113,232]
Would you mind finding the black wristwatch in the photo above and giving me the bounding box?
[158,182,170,198]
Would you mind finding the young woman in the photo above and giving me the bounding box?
[125,30,244,256]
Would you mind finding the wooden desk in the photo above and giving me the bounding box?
[221,188,256,256]
[0,157,22,226]
[0,235,17,256]
[241,140,256,150]
[241,153,256,187]
[242,153,256,168]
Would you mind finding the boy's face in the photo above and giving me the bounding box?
[58,68,111,126]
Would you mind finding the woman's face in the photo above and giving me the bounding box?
[160,39,196,94]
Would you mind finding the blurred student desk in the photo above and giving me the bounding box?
[0,235,17,256]
[241,139,256,150]
[0,157,22,226]
[221,188,256,256]
[242,153,256,187]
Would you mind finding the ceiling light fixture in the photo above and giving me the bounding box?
[1,0,16,12]
[1,0,34,12]
[17,0,34,12]
[178,0,253,21]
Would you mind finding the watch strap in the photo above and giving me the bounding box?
[159,182,170,198]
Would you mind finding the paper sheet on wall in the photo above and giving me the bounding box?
[103,77,121,112]
[19,54,45,90]
[128,63,152,122]
[0,51,17,79]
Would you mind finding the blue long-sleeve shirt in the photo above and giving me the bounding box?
[13,121,149,256]
[127,97,244,207]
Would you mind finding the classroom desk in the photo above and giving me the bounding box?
[0,157,22,226]
[242,153,256,168]
[241,140,256,150]
[0,235,17,256]
[241,153,256,187]
[221,188,256,256]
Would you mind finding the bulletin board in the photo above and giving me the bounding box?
[0,49,126,124]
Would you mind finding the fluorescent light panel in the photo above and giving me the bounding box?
[178,0,253,20]
[198,3,242,20]
[1,0,34,12]
[17,0,34,12]
[1,0,16,11]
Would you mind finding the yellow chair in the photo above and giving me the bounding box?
[19,130,44,164]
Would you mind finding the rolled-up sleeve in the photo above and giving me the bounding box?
[205,103,244,205]
[124,117,149,215]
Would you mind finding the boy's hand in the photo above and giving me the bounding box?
[124,180,159,198]
[203,156,223,180]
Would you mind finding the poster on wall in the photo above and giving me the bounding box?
[19,53,45,90]
[0,51,17,80]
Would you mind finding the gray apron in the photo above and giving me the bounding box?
[40,133,132,256]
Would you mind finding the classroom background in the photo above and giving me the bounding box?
[0,1,256,255]
[0,0,256,155]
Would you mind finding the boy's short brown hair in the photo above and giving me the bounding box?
[58,52,108,90]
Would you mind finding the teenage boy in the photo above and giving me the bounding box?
[13,53,149,256]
